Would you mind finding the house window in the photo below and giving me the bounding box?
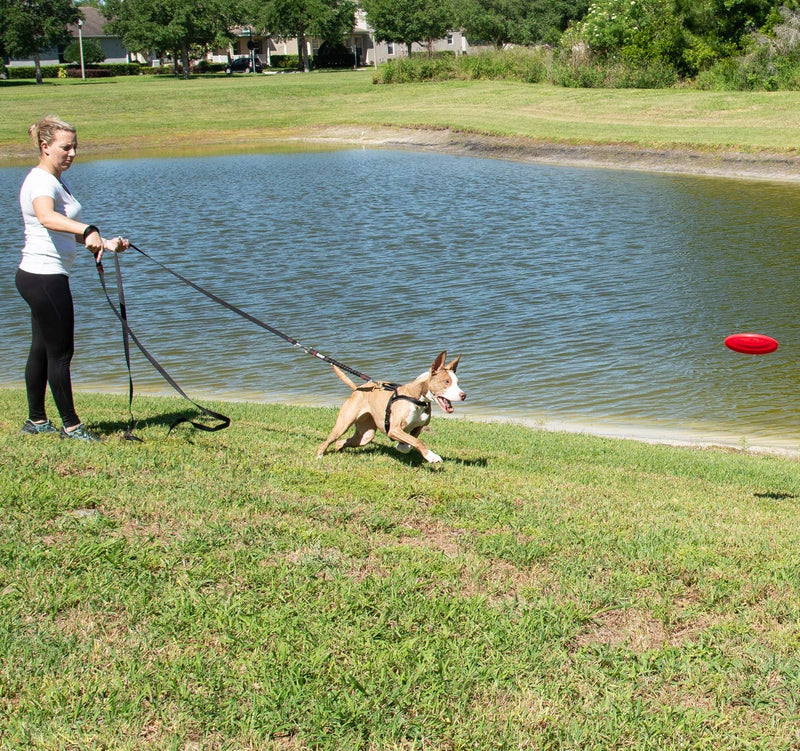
[446,34,453,45]
[387,42,394,55]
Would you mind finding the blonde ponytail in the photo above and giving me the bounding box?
[29,115,76,152]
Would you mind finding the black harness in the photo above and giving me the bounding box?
[381,384,430,434]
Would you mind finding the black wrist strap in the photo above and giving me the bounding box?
[83,224,100,241]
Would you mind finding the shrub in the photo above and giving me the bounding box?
[7,65,64,80]
[63,39,105,65]
[373,48,548,84]
[269,54,300,69]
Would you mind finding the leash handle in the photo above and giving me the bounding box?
[128,243,373,382]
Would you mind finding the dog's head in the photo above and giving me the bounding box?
[426,351,466,413]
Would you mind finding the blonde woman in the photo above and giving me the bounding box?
[16,115,129,442]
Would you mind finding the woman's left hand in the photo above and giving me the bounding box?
[104,236,129,253]
[94,237,129,266]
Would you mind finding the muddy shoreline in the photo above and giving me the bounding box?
[299,125,800,183]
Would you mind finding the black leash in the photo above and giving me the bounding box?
[127,243,373,382]
[96,253,231,438]
[95,243,375,437]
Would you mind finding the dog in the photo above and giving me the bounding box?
[317,351,466,463]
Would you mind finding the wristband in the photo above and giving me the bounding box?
[82,225,100,241]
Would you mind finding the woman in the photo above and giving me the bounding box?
[16,115,129,442]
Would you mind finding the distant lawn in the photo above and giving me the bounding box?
[3,388,800,749]
[2,71,800,165]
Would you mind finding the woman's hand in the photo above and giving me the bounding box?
[104,236,129,253]
[93,236,128,266]
[83,227,103,254]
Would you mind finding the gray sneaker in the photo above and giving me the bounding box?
[21,419,58,435]
[59,423,100,442]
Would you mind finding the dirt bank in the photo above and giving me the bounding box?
[299,125,800,183]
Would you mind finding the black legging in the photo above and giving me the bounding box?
[15,268,80,428]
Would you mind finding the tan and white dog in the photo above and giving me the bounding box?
[317,351,466,463]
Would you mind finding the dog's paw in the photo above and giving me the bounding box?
[424,450,443,463]
[395,442,412,454]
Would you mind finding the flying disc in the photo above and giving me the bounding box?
[724,333,779,355]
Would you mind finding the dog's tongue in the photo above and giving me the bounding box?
[436,396,454,413]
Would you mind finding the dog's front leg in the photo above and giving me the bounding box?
[387,427,442,463]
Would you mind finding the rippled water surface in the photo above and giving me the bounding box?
[2,149,800,449]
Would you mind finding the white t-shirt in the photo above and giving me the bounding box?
[19,167,82,275]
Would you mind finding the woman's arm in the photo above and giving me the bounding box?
[33,195,105,254]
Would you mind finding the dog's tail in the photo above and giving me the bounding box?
[332,364,357,390]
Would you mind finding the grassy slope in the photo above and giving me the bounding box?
[2,72,800,165]
[4,75,800,749]
[2,388,800,749]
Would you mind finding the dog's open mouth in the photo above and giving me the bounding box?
[435,395,454,413]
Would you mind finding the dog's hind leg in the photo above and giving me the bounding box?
[335,415,376,452]
[317,414,376,457]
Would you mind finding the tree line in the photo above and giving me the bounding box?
[2,0,800,87]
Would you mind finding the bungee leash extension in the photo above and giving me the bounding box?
[96,243,375,437]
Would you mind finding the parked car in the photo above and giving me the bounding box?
[225,56,263,74]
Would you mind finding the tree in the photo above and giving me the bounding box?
[672,0,776,69]
[251,0,356,72]
[362,0,453,57]
[0,0,80,83]
[455,0,588,48]
[63,37,106,65]
[104,0,238,78]
[571,0,688,72]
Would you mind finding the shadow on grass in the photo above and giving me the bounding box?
[93,410,214,437]
[336,442,489,468]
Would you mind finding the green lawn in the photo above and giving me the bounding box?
[2,71,800,165]
[5,74,800,749]
[2,388,800,749]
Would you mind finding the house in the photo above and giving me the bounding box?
[217,11,475,69]
[6,6,133,67]
[8,5,476,70]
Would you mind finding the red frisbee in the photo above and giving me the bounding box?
[724,333,779,355]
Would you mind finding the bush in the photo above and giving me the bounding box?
[315,42,358,69]
[63,39,105,65]
[551,47,679,88]
[192,60,228,74]
[269,54,300,69]
[7,62,140,80]
[373,48,548,84]
[7,65,64,80]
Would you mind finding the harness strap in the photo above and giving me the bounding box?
[383,385,430,434]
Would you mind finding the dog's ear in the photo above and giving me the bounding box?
[431,351,447,374]
[446,354,461,372]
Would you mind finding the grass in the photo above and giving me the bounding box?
[3,387,800,749]
[5,73,800,748]
[3,71,800,165]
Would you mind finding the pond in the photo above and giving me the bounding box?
[2,148,799,451]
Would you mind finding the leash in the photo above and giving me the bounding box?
[95,243,375,437]
[127,243,373,382]
[96,253,231,438]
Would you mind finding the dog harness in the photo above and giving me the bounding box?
[382,384,431,434]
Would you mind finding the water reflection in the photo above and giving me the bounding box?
[1,149,799,450]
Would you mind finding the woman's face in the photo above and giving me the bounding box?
[41,129,78,174]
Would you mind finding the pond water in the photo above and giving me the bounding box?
[2,148,800,451]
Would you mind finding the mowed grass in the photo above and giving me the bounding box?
[3,71,800,164]
[3,387,800,749]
